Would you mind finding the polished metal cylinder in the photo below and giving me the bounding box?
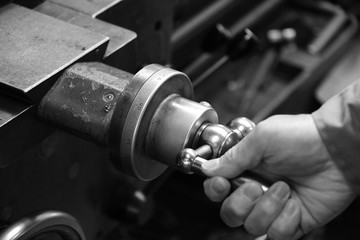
[147,95,218,169]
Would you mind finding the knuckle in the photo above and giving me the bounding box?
[259,198,276,216]
[261,194,286,216]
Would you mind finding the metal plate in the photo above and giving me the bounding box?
[49,0,121,17]
[35,1,137,68]
[0,4,109,102]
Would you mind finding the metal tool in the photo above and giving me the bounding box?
[39,62,216,180]
[39,62,267,190]
[0,211,85,240]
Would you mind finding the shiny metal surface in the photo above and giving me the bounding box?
[199,124,239,158]
[195,145,213,158]
[38,62,218,180]
[119,65,195,180]
[37,60,255,183]
[0,211,85,240]
[0,4,108,102]
[177,118,257,177]
[176,117,269,194]
[227,117,256,139]
[1,1,357,239]
[191,156,209,173]
[178,148,198,174]
[178,148,208,174]
[147,95,218,169]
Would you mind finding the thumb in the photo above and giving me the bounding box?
[201,128,265,178]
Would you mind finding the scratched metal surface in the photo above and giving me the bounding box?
[35,1,136,59]
[0,4,108,101]
[35,1,137,71]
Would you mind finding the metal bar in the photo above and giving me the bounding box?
[240,49,277,114]
[183,50,224,80]
[171,0,245,50]
[193,56,229,87]
[184,0,284,81]
[229,0,284,35]
[307,4,347,54]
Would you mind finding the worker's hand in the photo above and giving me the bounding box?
[201,114,356,240]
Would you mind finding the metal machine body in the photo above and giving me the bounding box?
[38,62,253,181]
[0,0,358,239]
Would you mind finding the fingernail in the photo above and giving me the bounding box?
[284,200,298,218]
[212,178,226,194]
[202,159,219,170]
[271,182,290,200]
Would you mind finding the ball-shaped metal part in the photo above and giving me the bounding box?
[227,117,256,140]
[200,124,239,158]
[178,148,198,173]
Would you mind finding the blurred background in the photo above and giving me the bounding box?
[1,0,360,239]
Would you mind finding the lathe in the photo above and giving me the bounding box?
[0,0,358,239]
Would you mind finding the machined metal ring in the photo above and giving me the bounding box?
[117,65,194,180]
[0,211,85,240]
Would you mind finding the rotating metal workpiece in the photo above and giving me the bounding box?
[39,62,253,181]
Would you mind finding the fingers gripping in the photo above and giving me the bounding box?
[244,181,290,236]
[219,181,299,240]
[202,128,265,178]
[220,181,264,227]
